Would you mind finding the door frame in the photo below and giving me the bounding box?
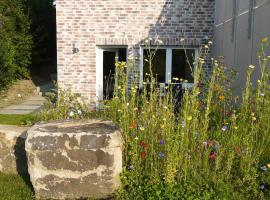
[96,46,128,102]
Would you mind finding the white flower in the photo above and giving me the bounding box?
[157,39,163,44]
[77,110,82,115]
[181,121,186,128]
[17,94,22,98]
[69,111,75,117]
[261,166,268,172]
[249,65,255,69]
[180,38,185,42]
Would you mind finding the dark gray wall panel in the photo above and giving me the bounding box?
[222,21,235,67]
[214,0,270,93]
[213,26,224,57]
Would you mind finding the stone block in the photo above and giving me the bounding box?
[25,119,123,200]
[0,125,28,175]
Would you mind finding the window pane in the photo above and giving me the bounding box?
[143,49,166,83]
[172,49,195,83]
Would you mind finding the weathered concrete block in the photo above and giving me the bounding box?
[0,125,28,175]
[25,119,123,200]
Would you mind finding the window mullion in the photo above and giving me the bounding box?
[166,48,172,83]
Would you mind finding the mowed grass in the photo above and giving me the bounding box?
[0,173,33,200]
[0,114,37,126]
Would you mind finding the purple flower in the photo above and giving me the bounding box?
[159,140,165,145]
[158,152,165,158]
[221,125,228,132]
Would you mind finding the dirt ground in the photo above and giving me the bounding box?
[0,80,37,109]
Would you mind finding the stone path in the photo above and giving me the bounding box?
[0,82,55,115]
[0,95,46,115]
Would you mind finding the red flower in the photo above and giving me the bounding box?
[226,111,232,117]
[141,151,146,159]
[140,140,147,148]
[210,151,216,161]
[130,121,137,129]
[235,147,241,155]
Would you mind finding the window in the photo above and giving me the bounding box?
[140,47,197,88]
[172,49,194,83]
[143,49,166,82]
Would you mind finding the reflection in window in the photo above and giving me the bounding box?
[143,49,166,83]
[172,49,195,83]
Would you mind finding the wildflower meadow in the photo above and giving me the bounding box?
[37,38,270,199]
[99,38,270,199]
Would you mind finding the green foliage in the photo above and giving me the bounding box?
[0,0,32,90]
[100,39,270,199]
[0,114,37,126]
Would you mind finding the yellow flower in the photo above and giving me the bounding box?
[140,127,145,131]
[219,95,225,101]
[249,65,255,69]
[252,117,257,121]
[187,116,192,121]
[261,37,268,43]
[267,163,270,168]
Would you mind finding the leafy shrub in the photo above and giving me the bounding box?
[37,88,94,121]
[0,0,32,90]
[99,39,270,199]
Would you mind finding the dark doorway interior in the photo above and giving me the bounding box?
[103,48,127,99]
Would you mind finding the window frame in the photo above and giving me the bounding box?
[139,46,199,89]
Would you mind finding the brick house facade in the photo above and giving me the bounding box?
[56,0,215,101]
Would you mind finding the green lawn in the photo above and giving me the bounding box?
[0,114,37,126]
[0,173,33,200]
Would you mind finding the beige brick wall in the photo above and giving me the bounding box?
[56,0,215,101]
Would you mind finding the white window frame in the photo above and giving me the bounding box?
[139,47,199,89]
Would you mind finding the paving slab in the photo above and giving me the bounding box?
[0,95,45,115]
